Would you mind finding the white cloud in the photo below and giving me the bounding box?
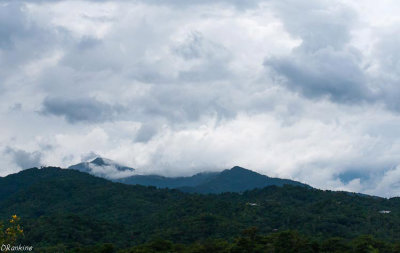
[1,0,400,197]
[87,163,136,179]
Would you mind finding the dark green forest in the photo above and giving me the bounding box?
[0,167,399,252]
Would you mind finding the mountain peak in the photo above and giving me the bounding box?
[230,166,251,172]
[181,166,309,193]
[91,157,107,166]
[231,166,244,170]
[223,166,262,176]
[68,157,135,180]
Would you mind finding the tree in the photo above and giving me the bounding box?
[0,215,24,245]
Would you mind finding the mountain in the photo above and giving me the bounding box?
[179,166,309,193]
[68,157,135,179]
[116,166,309,193]
[117,171,219,188]
[69,159,308,193]
[0,167,400,251]
[0,166,69,202]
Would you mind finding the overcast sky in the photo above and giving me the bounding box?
[1,0,400,197]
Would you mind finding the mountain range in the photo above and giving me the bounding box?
[68,157,309,193]
[0,166,399,251]
[68,157,135,179]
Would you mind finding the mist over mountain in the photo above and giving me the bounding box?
[5,0,400,197]
[3,0,400,251]
[68,158,309,193]
[68,157,135,179]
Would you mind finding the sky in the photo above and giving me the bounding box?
[1,0,400,197]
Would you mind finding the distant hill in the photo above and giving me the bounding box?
[68,157,135,179]
[117,171,219,188]
[178,166,309,193]
[0,166,68,202]
[117,166,309,193]
[69,159,309,193]
[0,166,399,251]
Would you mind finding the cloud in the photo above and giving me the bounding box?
[17,0,262,9]
[263,0,374,104]
[87,163,135,179]
[269,0,357,52]
[367,166,400,197]
[0,2,43,50]
[5,147,42,169]
[261,0,400,116]
[265,47,372,103]
[2,0,400,197]
[0,2,60,68]
[135,124,157,143]
[81,151,100,162]
[41,97,125,123]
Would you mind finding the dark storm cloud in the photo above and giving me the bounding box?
[5,147,42,169]
[41,97,125,123]
[265,48,372,103]
[270,0,356,52]
[263,0,378,104]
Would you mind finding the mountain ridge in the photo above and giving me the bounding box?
[0,166,399,250]
[178,166,309,193]
[68,157,309,193]
[68,157,135,179]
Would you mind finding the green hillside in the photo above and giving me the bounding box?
[177,166,309,193]
[0,167,399,252]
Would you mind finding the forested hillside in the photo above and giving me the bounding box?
[0,167,399,252]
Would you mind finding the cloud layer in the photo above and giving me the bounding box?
[1,0,400,197]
